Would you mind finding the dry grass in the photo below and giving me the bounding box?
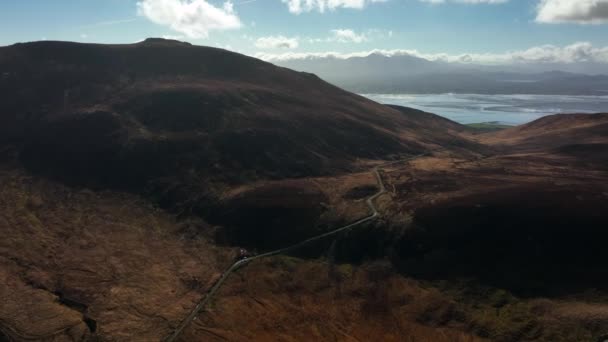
[0,167,233,340]
[179,258,487,342]
[180,253,608,342]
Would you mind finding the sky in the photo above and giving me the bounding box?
[1,0,608,66]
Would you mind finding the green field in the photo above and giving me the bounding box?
[467,122,514,132]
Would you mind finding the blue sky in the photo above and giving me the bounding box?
[1,0,607,65]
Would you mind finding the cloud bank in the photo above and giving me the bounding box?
[255,42,608,65]
[282,0,371,14]
[327,29,368,43]
[137,0,241,39]
[536,0,608,24]
[420,0,507,4]
[281,0,504,13]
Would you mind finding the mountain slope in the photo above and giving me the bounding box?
[0,39,484,206]
[480,113,608,154]
[1,39,608,342]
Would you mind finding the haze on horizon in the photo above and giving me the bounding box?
[1,0,608,75]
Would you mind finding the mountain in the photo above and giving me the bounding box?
[397,112,608,287]
[178,112,608,342]
[0,39,484,211]
[277,52,440,83]
[1,39,608,342]
[482,112,608,154]
[274,53,608,95]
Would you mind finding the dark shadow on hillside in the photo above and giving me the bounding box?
[393,186,608,297]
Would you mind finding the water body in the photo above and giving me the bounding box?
[362,93,608,125]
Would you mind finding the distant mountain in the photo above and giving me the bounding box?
[279,53,441,81]
[274,54,608,95]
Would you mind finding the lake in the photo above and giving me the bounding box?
[362,93,608,125]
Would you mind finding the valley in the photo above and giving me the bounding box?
[0,39,607,342]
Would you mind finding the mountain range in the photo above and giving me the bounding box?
[274,53,608,95]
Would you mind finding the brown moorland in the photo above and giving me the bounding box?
[0,165,234,341]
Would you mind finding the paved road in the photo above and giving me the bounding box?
[163,154,427,342]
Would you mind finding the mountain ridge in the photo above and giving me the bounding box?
[273,52,608,95]
[0,39,485,211]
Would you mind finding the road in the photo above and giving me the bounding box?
[163,154,427,342]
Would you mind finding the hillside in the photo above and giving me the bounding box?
[0,39,484,211]
[480,113,608,153]
[0,166,234,340]
[378,113,608,294]
[1,39,608,342]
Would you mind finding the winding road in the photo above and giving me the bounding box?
[163,154,427,342]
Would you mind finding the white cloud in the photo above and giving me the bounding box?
[255,42,608,65]
[255,36,299,49]
[330,29,367,43]
[281,0,376,14]
[162,34,186,40]
[255,35,299,49]
[536,0,608,24]
[308,29,384,44]
[137,0,242,39]
[419,0,507,4]
[498,42,608,64]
